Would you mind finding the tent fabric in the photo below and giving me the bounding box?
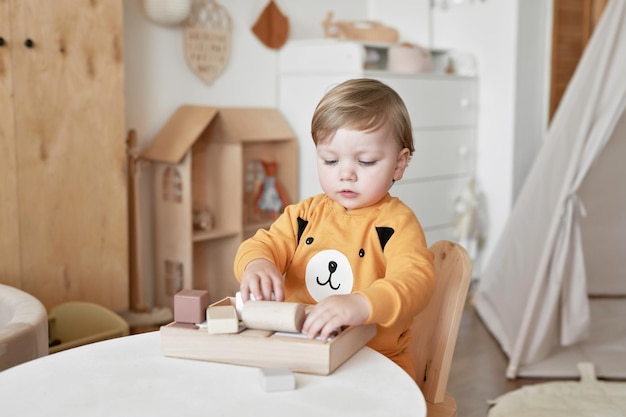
[516,299,626,379]
[474,0,626,378]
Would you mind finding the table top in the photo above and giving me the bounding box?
[0,331,425,417]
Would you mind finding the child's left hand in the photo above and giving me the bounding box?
[302,293,371,340]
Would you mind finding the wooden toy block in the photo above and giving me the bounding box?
[259,367,296,392]
[235,291,245,319]
[160,297,377,375]
[174,289,210,324]
[206,305,239,334]
[242,300,306,333]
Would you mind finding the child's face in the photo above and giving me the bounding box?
[316,124,410,210]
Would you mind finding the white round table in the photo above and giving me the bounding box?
[0,331,426,417]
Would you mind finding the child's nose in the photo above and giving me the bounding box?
[339,162,357,181]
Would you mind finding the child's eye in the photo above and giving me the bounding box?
[359,160,376,166]
[323,160,338,165]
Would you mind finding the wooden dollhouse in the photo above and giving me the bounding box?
[141,106,297,309]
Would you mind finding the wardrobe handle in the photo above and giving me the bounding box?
[24,38,34,48]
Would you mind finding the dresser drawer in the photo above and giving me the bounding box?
[375,75,477,128]
[404,129,474,180]
[391,177,470,229]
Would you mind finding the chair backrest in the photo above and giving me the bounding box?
[409,240,472,404]
[0,284,49,371]
[48,301,130,354]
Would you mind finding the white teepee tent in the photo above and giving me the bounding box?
[474,0,626,379]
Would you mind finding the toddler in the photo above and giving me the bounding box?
[234,78,435,380]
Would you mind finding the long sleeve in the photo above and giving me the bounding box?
[234,198,309,281]
[355,206,435,328]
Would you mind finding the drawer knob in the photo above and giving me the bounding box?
[459,98,470,108]
[458,146,469,156]
[24,38,35,48]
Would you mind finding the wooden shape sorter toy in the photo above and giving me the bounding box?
[174,289,210,324]
[206,305,239,334]
[160,297,376,375]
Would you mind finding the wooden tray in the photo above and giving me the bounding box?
[160,297,376,375]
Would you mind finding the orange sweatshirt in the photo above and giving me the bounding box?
[234,193,435,379]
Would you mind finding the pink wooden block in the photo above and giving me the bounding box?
[174,289,210,324]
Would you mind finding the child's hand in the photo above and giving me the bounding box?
[240,259,285,302]
[302,294,370,340]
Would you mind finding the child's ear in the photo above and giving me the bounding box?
[393,148,411,181]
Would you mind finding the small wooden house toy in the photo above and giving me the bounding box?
[141,106,297,309]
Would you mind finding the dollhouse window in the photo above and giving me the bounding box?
[163,166,183,203]
[165,260,184,296]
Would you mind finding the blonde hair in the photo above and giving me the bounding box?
[311,78,414,155]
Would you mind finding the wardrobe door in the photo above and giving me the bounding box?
[10,0,127,309]
[0,0,22,288]
[550,0,608,120]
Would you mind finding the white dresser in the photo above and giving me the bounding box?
[278,39,477,246]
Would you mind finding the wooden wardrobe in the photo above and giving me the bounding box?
[550,0,608,120]
[0,0,127,310]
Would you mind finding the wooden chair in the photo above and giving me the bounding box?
[409,240,473,417]
[48,301,129,354]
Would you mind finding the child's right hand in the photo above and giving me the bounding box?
[240,259,285,302]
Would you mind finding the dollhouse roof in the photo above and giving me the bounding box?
[140,105,295,164]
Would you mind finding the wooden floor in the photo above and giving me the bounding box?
[447,292,559,417]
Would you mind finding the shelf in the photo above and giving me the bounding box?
[244,220,273,236]
[192,227,240,243]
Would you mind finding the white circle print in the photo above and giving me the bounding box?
[305,249,354,302]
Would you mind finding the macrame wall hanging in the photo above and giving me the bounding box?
[142,1,290,83]
[183,0,232,85]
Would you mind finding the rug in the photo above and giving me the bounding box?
[488,363,626,417]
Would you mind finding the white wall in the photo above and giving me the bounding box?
[431,0,519,270]
[124,0,437,148]
[367,0,431,45]
[513,0,551,201]
[430,0,550,270]
[124,0,548,285]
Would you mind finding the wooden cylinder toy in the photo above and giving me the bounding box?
[242,301,306,333]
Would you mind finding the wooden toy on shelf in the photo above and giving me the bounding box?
[160,296,376,375]
[192,205,214,231]
[322,11,398,43]
[253,160,290,219]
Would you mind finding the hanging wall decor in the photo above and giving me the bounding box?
[251,0,290,49]
[184,0,232,85]
[143,0,192,26]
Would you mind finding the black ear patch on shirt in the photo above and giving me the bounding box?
[376,227,395,252]
[297,217,309,244]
